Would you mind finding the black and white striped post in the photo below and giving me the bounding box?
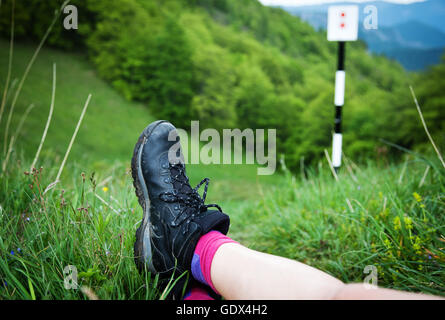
[332,41,345,172]
[327,6,358,172]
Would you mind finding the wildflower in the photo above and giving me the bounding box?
[393,216,401,231]
[102,187,109,193]
[10,250,14,255]
[413,236,422,253]
[413,192,422,202]
[403,216,413,230]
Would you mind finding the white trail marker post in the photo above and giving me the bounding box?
[327,5,358,172]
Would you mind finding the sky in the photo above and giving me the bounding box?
[258,0,427,6]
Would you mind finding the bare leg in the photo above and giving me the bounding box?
[333,283,441,300]
[211,243,442,300]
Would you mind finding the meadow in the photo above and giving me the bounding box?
[0,40,444,299]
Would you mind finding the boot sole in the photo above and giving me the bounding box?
[131,120,168,273]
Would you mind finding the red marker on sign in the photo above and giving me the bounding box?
[327,6,358,41]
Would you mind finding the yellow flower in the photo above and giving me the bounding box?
[412,192,422,202]
[413,236,422,252]
[102,187,109,192]
[393,216,401,231]
[404,216,413,230]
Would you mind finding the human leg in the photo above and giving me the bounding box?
[200,233,442,300]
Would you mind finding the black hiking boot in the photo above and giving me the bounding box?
[131,120,230,299]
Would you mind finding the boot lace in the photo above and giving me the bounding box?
[159,163,222,233]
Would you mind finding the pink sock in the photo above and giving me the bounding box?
[191,231,238,294]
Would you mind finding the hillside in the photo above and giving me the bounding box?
[0,40,154,164]
[283,1,445,70]
[360,20,445,71]
[0,0,423,172]
[0,40,284,204]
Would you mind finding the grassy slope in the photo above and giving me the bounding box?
[0,40,283,200]
[0,42,444,299]
[0,39,154,165]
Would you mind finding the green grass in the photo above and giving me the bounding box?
[0,157,161,299]
[0,40,286,299]
[0,41,444,299]
[1,152,444,299]
[231,158,445,296]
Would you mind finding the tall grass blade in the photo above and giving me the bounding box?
[1,103,34,173]
[3,0,69,155]
[30,63,56,171]
[418,165,430,188]
[0,0,14,127]
[2,135,14,172]
[13,103,34,141]
[54,94,92,184]
[324,148,339,181]
[409,86,445,169]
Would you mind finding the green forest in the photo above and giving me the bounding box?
[1,0,444,172]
